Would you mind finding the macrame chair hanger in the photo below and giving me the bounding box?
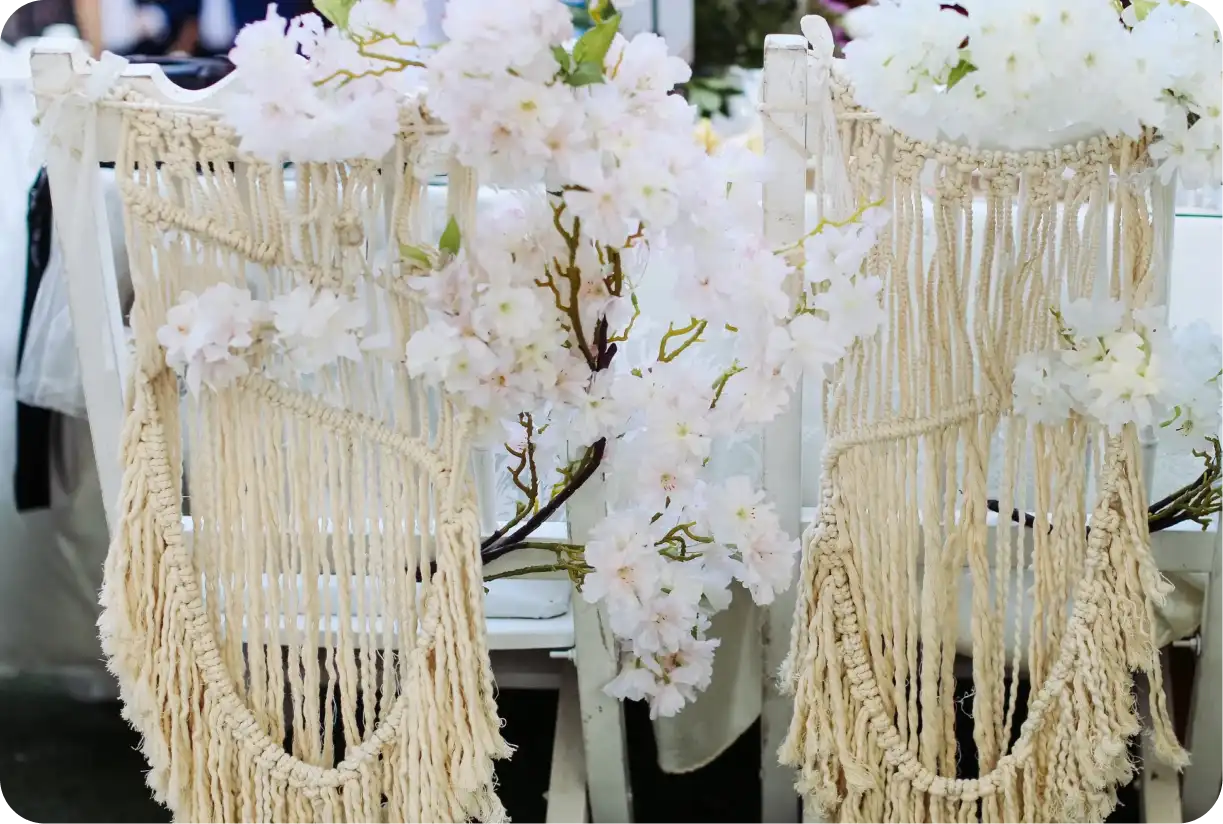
[39,53,510,822]
[771,15,1185,824]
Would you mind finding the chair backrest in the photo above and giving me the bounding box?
[31,43,200,531]
[756,34,814,823]
[29,43,500,537]
[759,33,815,527]
[32,44,516,821]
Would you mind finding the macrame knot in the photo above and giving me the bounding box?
[418,581,443,648]
[336,212,365,247]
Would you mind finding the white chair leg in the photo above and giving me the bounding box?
[1182,529,1222,820]
[571,597,632,823]
[567,463,632,824]
[546,666,589,824]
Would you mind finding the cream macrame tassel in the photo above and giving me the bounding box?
[779,49,1187,823]
[98,98,510,823]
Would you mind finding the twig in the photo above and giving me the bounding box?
[483,562,591,583]
[986,437,1222,536]
[482,414,540,547]
[658,317,707,362]
[710,362,745,409]
[774,197,886,255]
[480,321,617,565]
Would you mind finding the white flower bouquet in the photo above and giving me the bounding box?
[151,0,896,718]
[842,0,1222,189]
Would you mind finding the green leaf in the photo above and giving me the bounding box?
[688,86,722,117]
[566,61,606,87]
[399,244,433,267]
[946,59,977,90]
[439,217,462,256]
[1128,0,1163,22]
[551,44,572,75]
[314,0,356,29]
[589,0,614,21]
[572,13,621,68]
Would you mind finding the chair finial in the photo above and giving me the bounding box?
[800,15,834,64]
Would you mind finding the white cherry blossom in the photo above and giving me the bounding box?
[216,0,901,717]
[1012,352,1075,425]
[1014,299,1222,441]
[803,223,875,283]
[270,285,367,373]
[704,476,767,546]
[581,512,665,611]
[158,283,269,395]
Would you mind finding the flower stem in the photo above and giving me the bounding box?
[658,317,708,362]
[484,562,591,582]
[775,197,885,255]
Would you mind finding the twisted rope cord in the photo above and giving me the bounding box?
[805,434,1131,801]
[781,61,1181,823]
[98,95,508,823]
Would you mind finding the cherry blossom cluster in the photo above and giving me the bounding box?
[1012,298,1222,446]
[1134,1,1223,189]
[213,0,893,717]
[402,209,600,431]
[842,0,1221,188]
[158,283,367,394]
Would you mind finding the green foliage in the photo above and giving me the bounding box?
[314,0,357,29]
[567,61,607,87]
[553,12,622,88]
[399,244,433,267]
[687,73,743,119]
[570,5,595,30]
[439,217,461,256]
[693,0,799,74]
[687,0,799,118]
[573,13,621,66]
[946,59,977,89]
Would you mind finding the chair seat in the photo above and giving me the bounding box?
[181,516,576,652]
[950,568,1204,672]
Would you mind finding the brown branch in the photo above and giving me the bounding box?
[987,437,1221,536]
[481,321,617,564]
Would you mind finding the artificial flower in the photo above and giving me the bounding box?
[158,283,269,395]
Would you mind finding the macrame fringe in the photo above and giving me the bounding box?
[100,375,510,823]
[781,438,1187,824]
[779,65,1187,823]
[99,97,510,823]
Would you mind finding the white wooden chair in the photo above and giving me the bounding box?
[758,32,1221,824]
[29,41,633,824]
